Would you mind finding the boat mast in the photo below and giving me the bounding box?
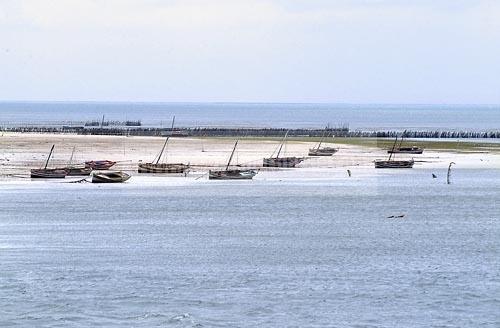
[317,127,328,150]
[226,140,239,170]
[275,130,289,159]
[155,137,169,164]
[44,144,55,169]
[155,116,175,164]
[68,146,75,166]
[388,136,398,161]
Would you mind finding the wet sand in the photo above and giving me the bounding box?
[0,133,499,179]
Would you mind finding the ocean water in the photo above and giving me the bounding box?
[1,102,500,131]
[1,168,499,327]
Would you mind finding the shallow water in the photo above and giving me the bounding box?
[0,169,499,327]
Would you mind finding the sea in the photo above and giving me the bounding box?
[1,102,500,131]
[1,103,499,326]
[0,168,499,327]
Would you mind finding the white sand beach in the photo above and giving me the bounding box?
[1,133,499,180]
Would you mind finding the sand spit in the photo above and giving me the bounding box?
[0,133,499,179]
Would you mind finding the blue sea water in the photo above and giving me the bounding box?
[1,102,499,131]
[0,169,499,327]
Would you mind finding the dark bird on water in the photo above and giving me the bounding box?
[432,173,437,178]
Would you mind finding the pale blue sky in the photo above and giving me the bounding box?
[1,0,499,103]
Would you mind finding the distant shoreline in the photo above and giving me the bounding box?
[1,125,499,140]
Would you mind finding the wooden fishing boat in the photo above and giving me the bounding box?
[138,162,189,173]
[65,167,93,176]
[138,116,190,174]
[91,171,131,183]
[85,160,116,170]
[31,168,68,178]
[375,160,414,168]
[209,169,257,180]
[308,128,338,156]
[387,146,424,154]
[375,136,414,169]
[209,140,258,180]
[308,147,338,156]
[263,131,305,168]
[387,133,424,154]
[57,147,92,176]
[31,145,68,178]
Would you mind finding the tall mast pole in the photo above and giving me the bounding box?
[44,144,55,169]
[226,140,239,170]
[388,136,398,161]
[276,130,289,159]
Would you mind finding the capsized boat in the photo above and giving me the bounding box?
[209,140,258,180]
[138,116,190,174]
[31,145,68,178]
[308,127,338,156]
[85,160,116,170]
[263,131,305,168]
[91,171,131,183]
[375,136,414,169]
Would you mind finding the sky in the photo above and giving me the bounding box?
[1,0,499,104]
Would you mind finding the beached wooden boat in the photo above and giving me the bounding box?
[263,131,305,168]
[138,116,190,174]
[375,160,414,168]
[387,146,424,154]
[308,128,338,156]
[209,169,257,180]
[31,168,68,178]
[85,160,116,170]
[56,147,92,176]
[65,167,93,176]
[375,136,414,169]
[91,171,131,183]
[308,147,338,156]
[209,140,258,180]
[31,145,68,178]
[138,162,189,173]
[387,134,424,154]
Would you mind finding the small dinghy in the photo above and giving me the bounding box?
[91,171,131,183]
[85,160,116,170]
[31,145,68,178]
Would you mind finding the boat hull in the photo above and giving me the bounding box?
[85,160,116,170]
[59,167,92,176]
[138,163,189,173]
[31,169,68,178]
[91,171,131,183]
[263,157,304,168]
[375,160,414,168]
[388,148,424,154]
[308,147,338,156]
[209,169,257,180]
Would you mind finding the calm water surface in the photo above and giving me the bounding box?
[0,169,499,327]
[1,102,500,131]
